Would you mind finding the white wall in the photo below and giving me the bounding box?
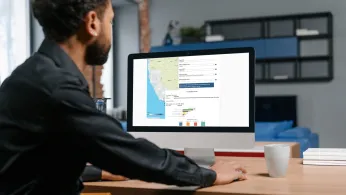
[102,45,114,112]
[114,0,346,148]
[32,19,44,52]
[113,5,139,108]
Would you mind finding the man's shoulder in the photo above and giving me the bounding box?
[26,53,77,81]
[0,55,88,111]
[8,53,82,92]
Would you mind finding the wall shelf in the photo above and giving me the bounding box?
[205,12,333,83]
[150,12,333,84]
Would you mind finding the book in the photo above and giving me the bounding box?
[303,155,346,161]
[303,148,346,166]
[303,160,346,166]
[304,148,346,157]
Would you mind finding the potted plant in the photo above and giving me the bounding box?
[180,26,204,43]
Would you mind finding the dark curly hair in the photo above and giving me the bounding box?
[31,0,109,42]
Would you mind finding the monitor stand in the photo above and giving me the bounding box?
[184,148,215,168]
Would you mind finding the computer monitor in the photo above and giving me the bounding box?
[127,47,255,165]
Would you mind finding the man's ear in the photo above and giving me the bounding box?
[84,11,101,37]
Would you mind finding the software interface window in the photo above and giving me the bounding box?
[133,53,249,127]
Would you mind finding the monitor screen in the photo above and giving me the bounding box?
[132,52,249,127]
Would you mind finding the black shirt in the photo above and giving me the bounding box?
[0,39,216,195]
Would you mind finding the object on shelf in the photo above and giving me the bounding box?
[296,29,320,36]
[170,20,181,45]
[163,20,180,46]
[180,26,204,43]
[303,148,346,166]
[205,23,212,36]
[94,98,111,113]
[113,107,127,121]
[205,35,224,42]
[163,33,173,46]
[273,75,289,80]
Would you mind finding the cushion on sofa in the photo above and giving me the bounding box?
[277,127,311,139]
[309,133,319,148]
[255,121,293,138]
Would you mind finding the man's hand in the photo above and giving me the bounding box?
[211,160,247,185]
[101,170,128,181]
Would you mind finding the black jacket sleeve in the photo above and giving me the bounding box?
[51,79,216,187]
[81,165,102,182]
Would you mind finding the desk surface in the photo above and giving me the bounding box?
[84,157,346,195]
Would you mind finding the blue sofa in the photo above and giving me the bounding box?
[255,121,319,157]
[119,121,318,157]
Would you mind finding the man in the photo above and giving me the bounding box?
[0,0,247,194]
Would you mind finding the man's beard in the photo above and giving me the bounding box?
[85,38,111,65]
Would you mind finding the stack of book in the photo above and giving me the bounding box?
[303,148,346,166]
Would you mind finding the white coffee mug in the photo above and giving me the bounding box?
[264,144,290,178]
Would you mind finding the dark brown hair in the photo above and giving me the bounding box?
[31,0,108,42]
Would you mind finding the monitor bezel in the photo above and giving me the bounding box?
[127,47,255,133]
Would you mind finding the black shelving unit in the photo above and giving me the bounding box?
[205,12,333,83]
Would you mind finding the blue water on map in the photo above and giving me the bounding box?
[146,60,165,119]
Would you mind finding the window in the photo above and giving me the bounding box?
[0,0,31,84]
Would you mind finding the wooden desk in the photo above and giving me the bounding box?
[84,157,346,195]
